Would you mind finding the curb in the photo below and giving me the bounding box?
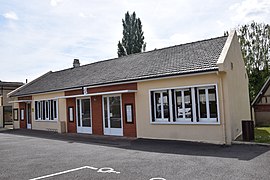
[232,140,270,147]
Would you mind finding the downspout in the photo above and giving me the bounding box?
[1,84,3,128]
[218,72,227,144]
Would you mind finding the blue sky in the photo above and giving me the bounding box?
[0,0,269,83]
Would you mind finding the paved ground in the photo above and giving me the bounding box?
[0,129,270,180]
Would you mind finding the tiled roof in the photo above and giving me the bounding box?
[0,81,23,87]
[252,76,270,106]
[11,36,228,97]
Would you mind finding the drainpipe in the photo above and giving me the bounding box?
[218,72,227,144]
[1,83,3,128]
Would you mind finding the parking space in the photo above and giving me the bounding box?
[0,129,270,180]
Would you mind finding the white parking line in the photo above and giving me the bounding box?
[29,166,91,180]
[29,166,120,180]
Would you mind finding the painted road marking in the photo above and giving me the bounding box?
[29,166,120,180]
[149,178,166,180]
[97,167,120,174]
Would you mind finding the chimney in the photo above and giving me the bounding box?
[73,59,80,68]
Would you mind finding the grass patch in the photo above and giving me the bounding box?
[255,127,270,144]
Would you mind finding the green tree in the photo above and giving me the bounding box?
[117,11,146,57]
[237,21,270,100]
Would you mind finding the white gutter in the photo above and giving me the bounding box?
[9,100,32,103]
[56,90,137,99]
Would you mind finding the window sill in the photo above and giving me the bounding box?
[150,121,220,125]
[35,120,58,122]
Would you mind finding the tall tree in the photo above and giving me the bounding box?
[117,11,146,57]
[237,21,270,100]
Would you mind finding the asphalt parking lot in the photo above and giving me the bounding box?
[0,129,270,180]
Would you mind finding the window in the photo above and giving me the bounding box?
[150,85,219,124]
[20,109,24,120]
[13,109,18,121]
[34,99,58,121]
[45,101,49,120]
[153,91,169,121]
[197,87,217,122]
[174,89,192,121]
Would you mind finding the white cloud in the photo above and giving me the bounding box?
[0,0,269,82]
[50,0,63,7]
[229,0,270,24]
[79,12,95,18]
[3,11,18,20]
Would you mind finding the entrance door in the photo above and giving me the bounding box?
[26,103,31,129]
[76,98,92,134]
[103,95,123,136]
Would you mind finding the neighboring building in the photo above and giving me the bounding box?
[252,76,270,126]
[8,31,250,145]
[0,81,23,127]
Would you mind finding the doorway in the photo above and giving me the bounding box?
[76,98,92,134]
[103,95,123,136]
[26,103,31,129]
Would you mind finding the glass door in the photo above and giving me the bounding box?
[77,98,92,134]
[103,95,123,136]
[26,103,31,129]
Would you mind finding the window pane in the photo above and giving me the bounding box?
[42,101,45,120]
[163,92,169,118]
[35,102,38,120]
[77,100,80,126]
[176,91,183,118]
[155,93,161,119]
[45,101,49,119]
[82,99,91,127]
[50,100,54,120]
[208,88,217,118]
[184,90,192,118]
[20,109,24,120]
[199,89,207,118]
[109,96,121,128]
[54,101,57,119]
[103,97,108,128]
[38,102,41,119]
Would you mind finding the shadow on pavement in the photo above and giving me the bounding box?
[1,129,269,161]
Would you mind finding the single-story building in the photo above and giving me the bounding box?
[0,81,23,128]
[252,76,270,126]
[8,30,250,144]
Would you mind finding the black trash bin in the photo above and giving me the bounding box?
[242,120,254,141]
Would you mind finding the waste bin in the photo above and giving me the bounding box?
[242,120,254,141]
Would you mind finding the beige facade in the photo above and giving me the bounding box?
[15,92,67,132]
[136,73,226,144]
[32,92,67,133]
[136,31,251,145]
[217,31,251,142]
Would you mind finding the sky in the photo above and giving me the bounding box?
[0,0,269,83]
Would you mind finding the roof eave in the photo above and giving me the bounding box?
[11,68,218,97]
[216,30,235,72]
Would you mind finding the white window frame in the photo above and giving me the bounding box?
[153,90,169,122]
[149,83,220,125]
[197,86,218,122]
[34,99,58,122]
[174,89,192,122]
